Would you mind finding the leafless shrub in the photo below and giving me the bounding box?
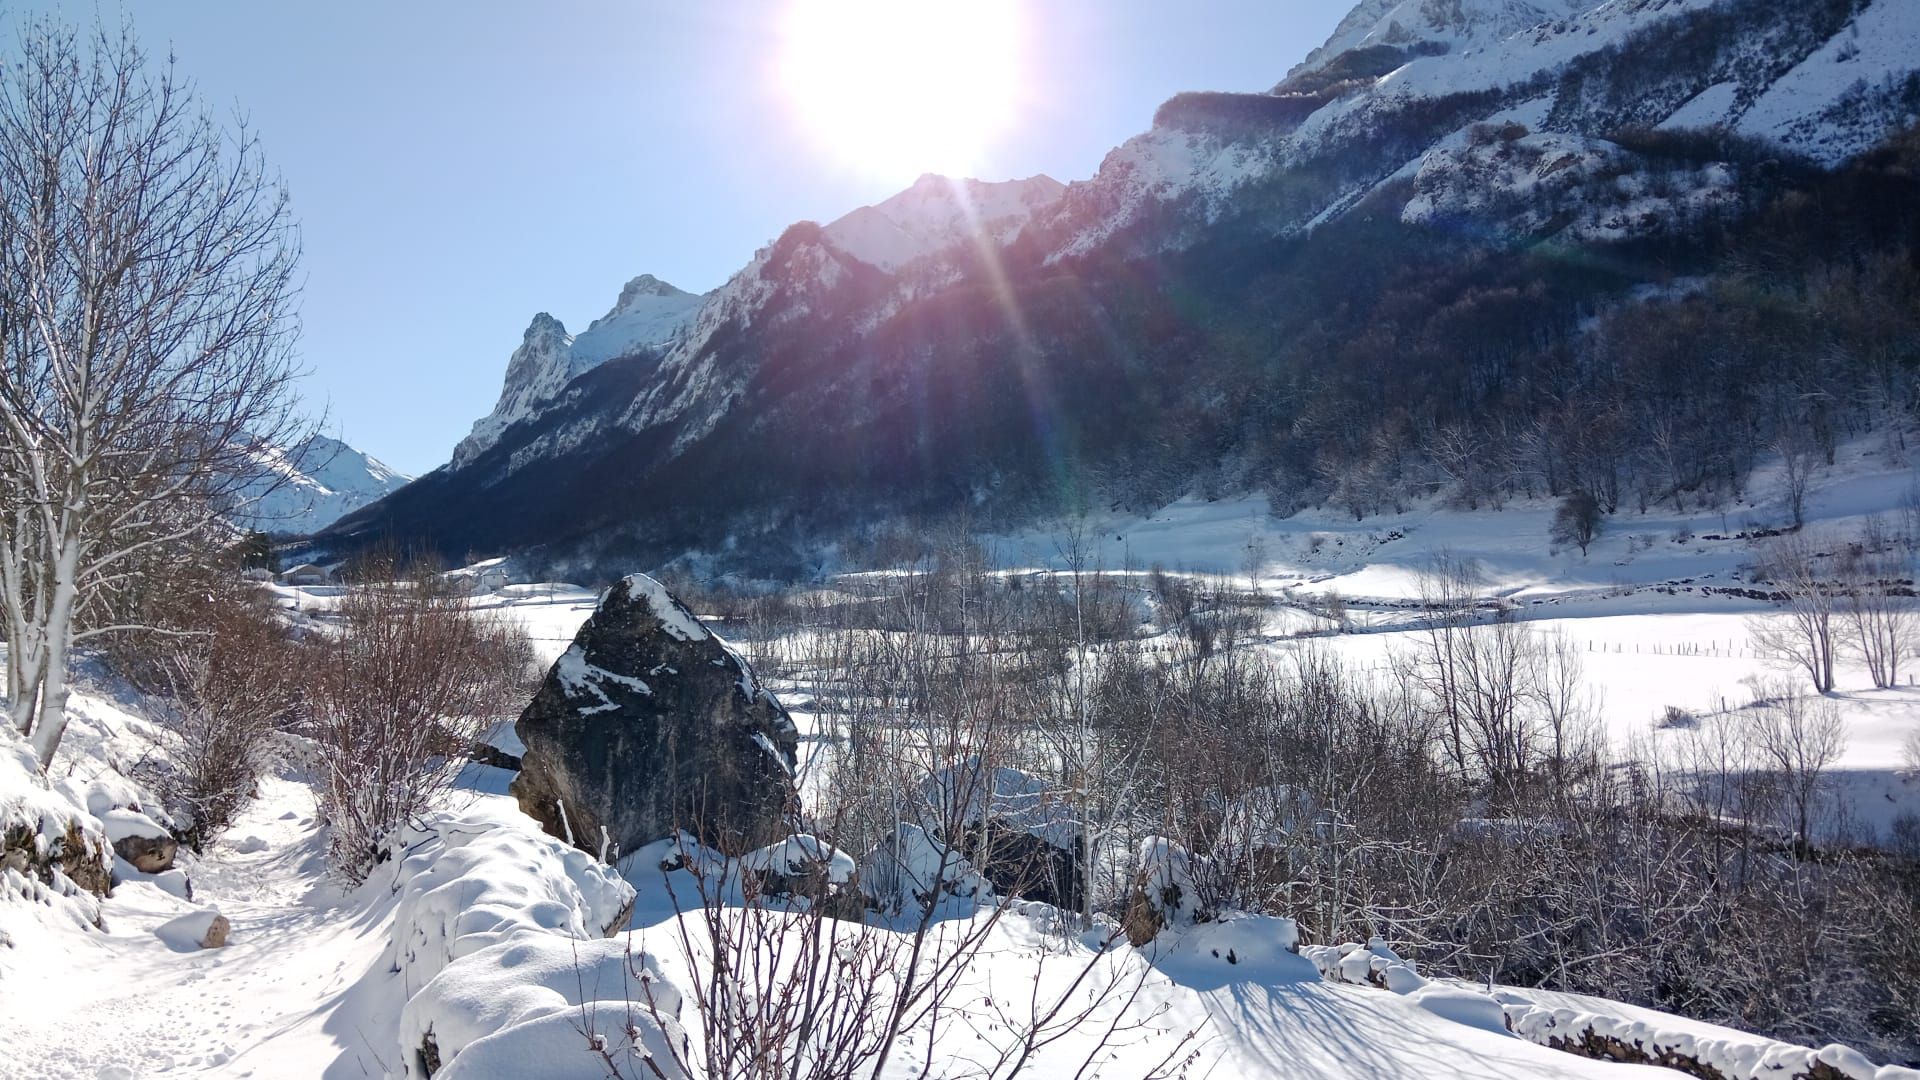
[146,590,301,849]
[308,560,537,879]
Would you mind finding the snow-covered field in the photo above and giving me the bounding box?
[10,674,1900,1080]
[5,437,1916,1078]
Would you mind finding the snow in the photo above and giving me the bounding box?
[232,434,412,536]
[387,815,643,1077]
[1734,0,1920,163]
[855,823,989,915]
[1411,983,1514,1035]
[153,907,226,951]
[622,572,709,642]
[566,274,704,368]
[740,833,855,884]
[923,760,1081,849]
[1133,836,1218,934]
[4,634,1907,1078]
[553,643,652,714]
[99,806,170,844]
[1289,0,1595,81]
[821,173,1065,272]
[1659,80,1741,130]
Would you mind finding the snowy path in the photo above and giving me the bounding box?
[0,778,394,1080]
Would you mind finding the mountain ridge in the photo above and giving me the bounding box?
[324,0,1920,574]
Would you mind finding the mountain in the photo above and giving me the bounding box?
[819,174,1066,272]
[323,0,1920,573]
[450,275,704,468]
[234,434,412,537]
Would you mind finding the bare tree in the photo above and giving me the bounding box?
[1836,537,1914,689]
[1549,490,1603,556]
[1747,533,1839,693]
[1774,432,1816,529]
[1745,681,1843,853]
[147,588,300,848]
[0,18,305,765]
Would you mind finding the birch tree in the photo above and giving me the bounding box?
[0,19,304,765]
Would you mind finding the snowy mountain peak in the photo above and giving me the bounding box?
[232,433,412,536]
[821,173,1065,272]
[1288,0,1595,80]
[524,311,569,344]
[571,274,703,367]
[452,279,706,469]
[611,273,688,306]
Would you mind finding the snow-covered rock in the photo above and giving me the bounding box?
[382,814,673,1079]
[0,735,110,904]
[856,823,989,915]
[101,807,177,873]
[154,907,229,950]
[1123,836,1218,946]
[386,816,635,995]
[511,573,800,858]
[922,761,1083,909]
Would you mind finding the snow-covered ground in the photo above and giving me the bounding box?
[0,679,1846,1080]
[9,435,1913,1078]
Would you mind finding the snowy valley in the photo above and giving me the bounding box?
[4,0,1920,1078]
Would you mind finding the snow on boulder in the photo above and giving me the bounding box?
[381,815,650,1079]
[741,833,863,919]
[155,908,230,950]
[512,573,799,858]
[1499,994,1917,1080]
[856,823,990,916]
[921,760,1082,910]
[101,806,177,873]
[1123,837,1218,946]
[0,735,110,902]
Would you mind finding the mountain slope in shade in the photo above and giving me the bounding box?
[234,434,411,536]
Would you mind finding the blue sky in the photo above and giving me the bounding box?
[20,2,1347,474]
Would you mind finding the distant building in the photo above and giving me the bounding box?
[441,559,513,596]
[279,563,332,587]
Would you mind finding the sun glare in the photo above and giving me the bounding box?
[779,0,1025,182]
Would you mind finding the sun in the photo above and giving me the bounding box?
[778,0,1025,183]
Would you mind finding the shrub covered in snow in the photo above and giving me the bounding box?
[855,823,989,916]
[385,815,635,997]
[1123,837,1219,946]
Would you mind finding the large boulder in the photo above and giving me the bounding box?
[924,761,1083,911]
[511,574,799,857]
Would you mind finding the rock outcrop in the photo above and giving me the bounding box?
[511,574,799,857]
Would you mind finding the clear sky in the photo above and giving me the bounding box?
[17,2,1348,475]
